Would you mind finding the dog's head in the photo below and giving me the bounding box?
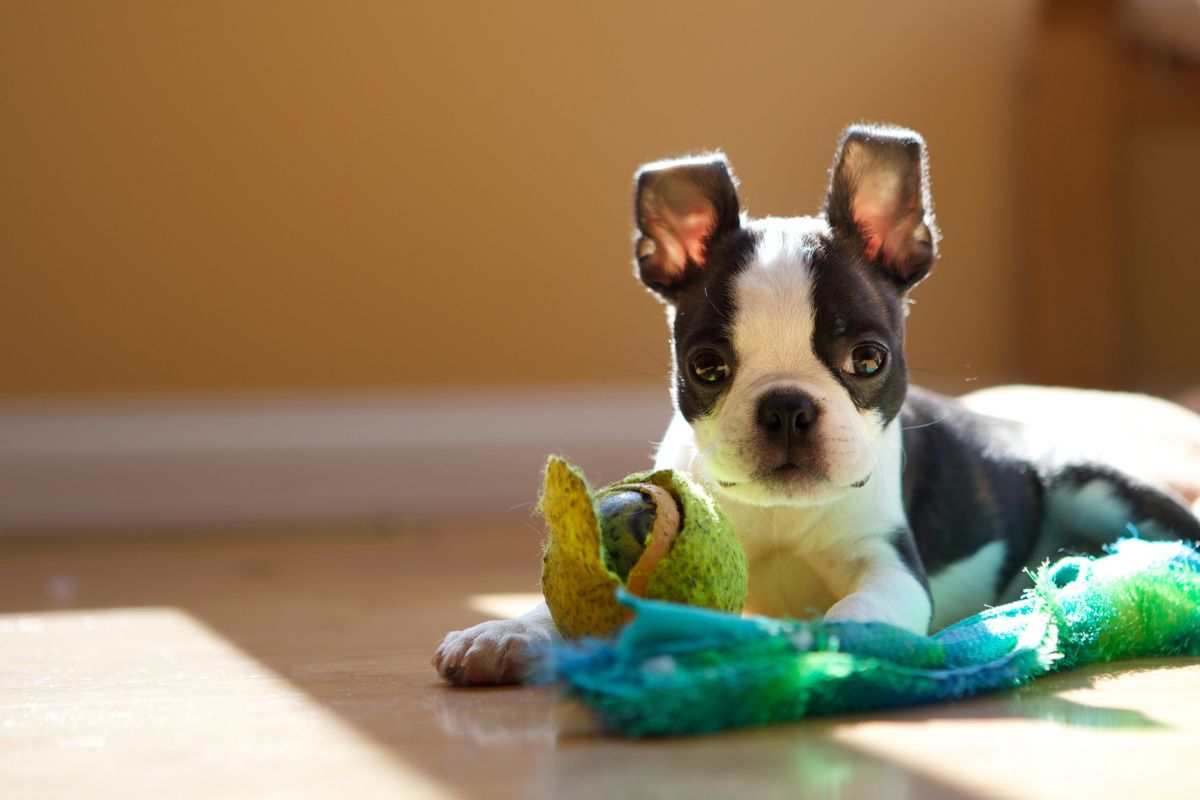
[634,125,939,507]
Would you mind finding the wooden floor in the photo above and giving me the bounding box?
[3,516,1200,800]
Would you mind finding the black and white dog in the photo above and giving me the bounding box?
[433,124,1200,685]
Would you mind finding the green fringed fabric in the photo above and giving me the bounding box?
[550,539,1200,737]
[1034,541,1200,668]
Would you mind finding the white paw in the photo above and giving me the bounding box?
[431,618,552,686]
[825,591,930,634]
[824,593,882,623]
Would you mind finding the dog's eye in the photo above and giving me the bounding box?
[690,351,730,385]
[844,343,888,377]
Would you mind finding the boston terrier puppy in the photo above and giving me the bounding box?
[433,124,1200,685]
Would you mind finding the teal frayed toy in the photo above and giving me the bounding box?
[550,538,1200,737]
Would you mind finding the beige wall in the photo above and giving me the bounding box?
[1126,124,1200,396]
[1,2,1036,398]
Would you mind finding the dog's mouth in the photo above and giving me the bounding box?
[764,461,823,482]
[717,462,819,488]
[718,465,871,490]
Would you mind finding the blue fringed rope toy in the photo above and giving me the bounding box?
[545,535,1200,737]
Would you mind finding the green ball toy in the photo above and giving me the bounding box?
[538,456,748,639]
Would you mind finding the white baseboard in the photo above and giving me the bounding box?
[0,386,672,534]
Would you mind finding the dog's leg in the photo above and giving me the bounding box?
[1012,462,1200,579]
[818,535,933,634]
[1045,463,1200,541]
[997,463,1200,601]
[432,602,559,686]
[824,571,932,633]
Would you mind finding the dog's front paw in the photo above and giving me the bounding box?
[431,618,552,686]
[825,590,930,634]
[824,593,883,624]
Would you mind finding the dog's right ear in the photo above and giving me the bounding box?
[825,125,938,289]
[633,154,740,302]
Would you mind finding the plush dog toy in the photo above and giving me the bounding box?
[538,456,748,639]
[550,538,1200,736]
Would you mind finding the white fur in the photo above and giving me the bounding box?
[964,385,1200,514]
[993,478,1155,601]
[660,418,930,633]
[656,222,934,635]
[686,217,886,508]
[431,603,555,686]
[1044,479,1147,542]
[927,540,1008,630]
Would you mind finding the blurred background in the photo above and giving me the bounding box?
[3,0,1199,533]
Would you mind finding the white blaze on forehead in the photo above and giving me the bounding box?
[689,215,879,501]
[732,217,826,380]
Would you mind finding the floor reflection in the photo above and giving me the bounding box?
[434,683,563,745]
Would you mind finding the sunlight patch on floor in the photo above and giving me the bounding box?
[0,607,460,800]
[468,592,543,619]
[830,661,1200,800]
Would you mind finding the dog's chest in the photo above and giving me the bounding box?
[720,499,901,619]
[741,547,839,619]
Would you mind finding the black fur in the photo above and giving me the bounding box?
[669,229,758,422]
[890,525,931,594]
[901,388,1200,597]
[809,235,910,426]
[900,387,1043,593]
[1048,464,1200,541]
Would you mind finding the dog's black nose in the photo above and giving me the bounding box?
[756,390,819,447]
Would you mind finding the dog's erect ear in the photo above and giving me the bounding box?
[634,154,740,301]
[826,125,939,287]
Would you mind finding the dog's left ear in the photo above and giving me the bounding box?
[825,124,939,288]
[634,153,740,302]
